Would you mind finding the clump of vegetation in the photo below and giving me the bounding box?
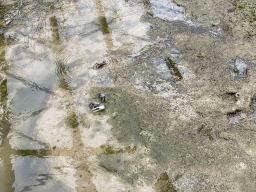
[166,57,183,81]
[229,0,256,22]
[66,111,79,128]
[0,1,21,28]
[101,146,124,154]
[153,172,177,192]
[101,145,137,154]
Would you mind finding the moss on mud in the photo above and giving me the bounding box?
[166,57,183,81]
[229,0,256,22]
[90,87,233,187]
[153,172,176,192]
[90,87,148,145]
[0,1,21,28]
[101,145,137,154]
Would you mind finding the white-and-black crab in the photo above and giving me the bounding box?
[89,93,107,112]
[89,102,105,112]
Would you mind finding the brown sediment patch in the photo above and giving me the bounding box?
[153,172,176,192]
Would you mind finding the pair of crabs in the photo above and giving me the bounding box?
[89,93,107,112]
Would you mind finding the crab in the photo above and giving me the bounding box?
[93,61,106,69]
[99,93,107,102]
[89,102,105,112]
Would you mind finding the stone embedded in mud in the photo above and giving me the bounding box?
[209,27,224,38]
[153,59,175,82]
[229,115,246,124]
[167,169,179,182]
[249,111,256,122]
[250,96,256,110]
[174,176,198,192]
[176,65,194,80]
[232,58,248,79]
[150,0,196,26]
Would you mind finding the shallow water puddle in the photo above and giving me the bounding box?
[0,0,152,191]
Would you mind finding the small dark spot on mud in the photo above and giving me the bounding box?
[125,146,137,154]
[227,8,235,13]
[203,128,212,135]
[250,95,256,110]
[99,163,117,173]
[197,124,205,133]
[222,91,238,102]
[226,109,242,116]
[203,128,214,141]
[190,26,207,34]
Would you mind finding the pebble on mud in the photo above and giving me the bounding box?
[174,176,198,192]
[232,58,248,79]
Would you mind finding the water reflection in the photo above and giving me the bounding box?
[0,32,15,191]
[95,0,114,50]
[1,0,151,191]
[50,16,61,46]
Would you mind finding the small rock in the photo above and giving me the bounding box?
[249,111,256,122]
[174,176,198,192]
[232,58,248,79]
[229,115,245,124]
[167,169,179,182]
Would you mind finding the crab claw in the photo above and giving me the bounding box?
[93,61,106,69]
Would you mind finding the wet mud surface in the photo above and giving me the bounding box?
[0,0,256,191]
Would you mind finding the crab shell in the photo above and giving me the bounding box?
[93,61,106,69]
[99,93,107,102]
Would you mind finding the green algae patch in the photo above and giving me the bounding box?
[101,145,137,155]
[166,57,183,81]
[17,149,49,158]
[153,172,176,192]
[0,1,21,28]
[66,111,79,128]
[232,63,240,74]
[101,146,124,154]
[229,0,256,22]
[0,2,19,18]
[125,146,137,154]
[203,128,214,141]
[90,87,148,145]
